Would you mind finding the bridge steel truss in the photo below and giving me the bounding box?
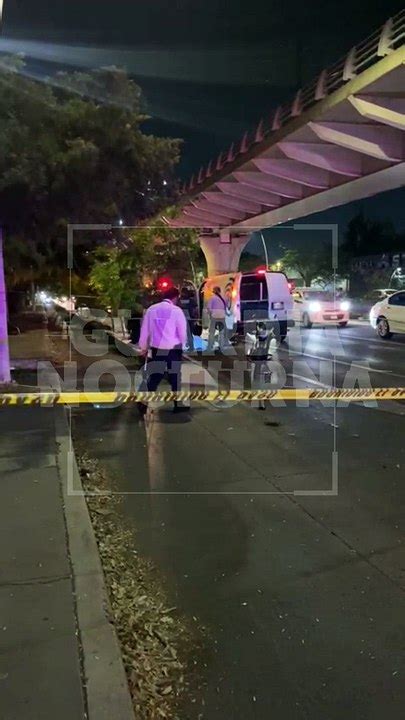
[164,10,405,250]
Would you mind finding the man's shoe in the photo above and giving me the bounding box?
[173,402,189,414]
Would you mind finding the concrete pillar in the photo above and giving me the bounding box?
[0,229,11,383]
[199,232,250,276]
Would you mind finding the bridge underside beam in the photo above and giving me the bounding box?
[309,121,403,161]
[233,171,303,198]
[202,192,262,214]
[164,35,405,234]
[348,94,405,130]
[230,162,405,231]
[191,200,245,221]
[252,158,331,188]
[278,142,363,177]
[216,181,281,207]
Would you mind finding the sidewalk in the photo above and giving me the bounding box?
[0,405,134,720]
[9,328,53,370]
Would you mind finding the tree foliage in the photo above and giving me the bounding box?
[281,244,337,287]
[239,251,262,272]
[89,247,143,315]
[145,221,204,285]
[280,214,404,292]
[0,58,181,291]
[342,212,399,256]
[88,222,201,312]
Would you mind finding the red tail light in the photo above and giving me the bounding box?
[156,276,172,292]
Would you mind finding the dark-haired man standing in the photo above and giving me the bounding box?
[138,286,187,411]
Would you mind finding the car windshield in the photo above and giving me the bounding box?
[303,291,335,301]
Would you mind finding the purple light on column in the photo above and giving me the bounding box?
[0,229,11,383]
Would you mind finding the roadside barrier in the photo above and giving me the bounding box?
[1,388,405,406]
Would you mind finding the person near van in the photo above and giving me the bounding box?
[248,322,272,410]
[127,302,143,345]
[179,286,198,351]
[207,286,227,351]
[138,286,187,413]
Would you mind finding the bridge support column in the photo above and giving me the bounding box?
[199,232,250,276]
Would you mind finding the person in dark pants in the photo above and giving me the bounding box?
[138,286,187,413]
[179,286,198,352]
[249,322,272,410]
[127,303,143,345]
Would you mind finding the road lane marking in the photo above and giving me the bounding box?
[278,348,405,379]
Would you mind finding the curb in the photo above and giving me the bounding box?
[54,406,135,720]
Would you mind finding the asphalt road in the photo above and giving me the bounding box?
[73,322,405,719]
[279,322,405,391]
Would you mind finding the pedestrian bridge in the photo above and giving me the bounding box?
[163,10,405,274]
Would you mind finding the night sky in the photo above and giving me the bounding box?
[2,1,405,252]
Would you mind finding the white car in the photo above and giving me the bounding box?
[369,290,405,338]
[370,288,396,301]
[292,288,350,328]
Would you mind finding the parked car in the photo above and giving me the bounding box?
[369,290,405,338]
[369,288,396,301]
[348,289,396,319]
[292,288,350,328]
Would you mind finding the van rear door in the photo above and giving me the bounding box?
[239,274,268,326]
[266,272,293,322]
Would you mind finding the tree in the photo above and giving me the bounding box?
[89,247,145,315]
[342,212,398,256]
[342,212,405,294]
[144,221,203,287]
[88,221,202,312]
[239,251,262,272]
[280,243,337,286]
[0,58,181,294]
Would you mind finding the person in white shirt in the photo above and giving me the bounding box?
[138,286,187,411]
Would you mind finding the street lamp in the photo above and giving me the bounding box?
[259,232,270,270]
[0,2,11,383]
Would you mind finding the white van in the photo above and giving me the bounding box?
[200,269,294,340]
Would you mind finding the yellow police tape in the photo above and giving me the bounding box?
[0,388,405,406]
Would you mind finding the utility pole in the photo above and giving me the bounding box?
[0,2,11,383]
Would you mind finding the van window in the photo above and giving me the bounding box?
[240,277,267,301]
